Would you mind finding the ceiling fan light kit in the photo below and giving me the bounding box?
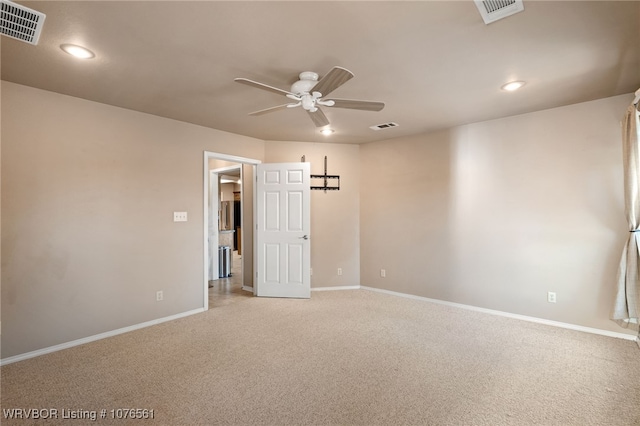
[234,66,385,129]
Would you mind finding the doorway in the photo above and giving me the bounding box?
[203,153,312,307]
[209,165,244,308]
[203,152,261,311]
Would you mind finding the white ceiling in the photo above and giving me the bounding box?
[2,1,639,144]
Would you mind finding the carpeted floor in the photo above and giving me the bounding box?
[1,289,639,425]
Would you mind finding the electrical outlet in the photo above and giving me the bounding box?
[337,268,342,276]
[380,269,386,278]
[547,291,556,303]
[173,212,187,222]
[156,291,164,301]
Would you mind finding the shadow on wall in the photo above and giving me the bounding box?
[360,129,457,299]
[360,95,630,332]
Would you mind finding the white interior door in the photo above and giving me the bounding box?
[256,162,310,298]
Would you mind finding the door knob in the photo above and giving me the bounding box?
[299,235,309,240]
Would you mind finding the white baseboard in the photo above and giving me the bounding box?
[0,308,206,366]
[242,286,254,292]
[360,286,637,342]
[4,287,635,365]
[312,285,361,292]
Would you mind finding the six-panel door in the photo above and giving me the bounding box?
[256,162,311,298]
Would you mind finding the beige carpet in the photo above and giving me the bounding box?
[1,289,639,425]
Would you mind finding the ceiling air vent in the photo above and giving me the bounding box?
[0,0,46,45]
[370,122,399,131]
[474,0,524,25]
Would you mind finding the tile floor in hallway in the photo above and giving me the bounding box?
[208,250,253,308]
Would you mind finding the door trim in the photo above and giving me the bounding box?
[203,151,261,310]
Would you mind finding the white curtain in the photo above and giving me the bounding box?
[612,98,640,330]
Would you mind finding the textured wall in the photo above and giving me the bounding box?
[360,94,635,335]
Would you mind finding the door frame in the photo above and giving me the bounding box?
[203,151,261,311]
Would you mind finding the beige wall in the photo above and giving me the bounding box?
[240,163,254,286]
[3,80,634,360]
[265,141,360,288]
[360,94,635,335]
[1,82,265,358]
[220,182,236,203]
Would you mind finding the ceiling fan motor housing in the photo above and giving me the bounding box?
[291,71,319,95]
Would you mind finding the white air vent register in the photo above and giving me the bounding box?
[370,122,399,131]
[474,0,524,25]
[0,0,46,45]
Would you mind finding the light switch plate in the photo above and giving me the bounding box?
[174,212,188,222]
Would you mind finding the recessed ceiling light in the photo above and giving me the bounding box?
[501,81,526,92]
[320,128,334,136]
[60,44,95,59]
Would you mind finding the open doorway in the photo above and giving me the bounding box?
[203,152,261,311]
[208,165,245,308]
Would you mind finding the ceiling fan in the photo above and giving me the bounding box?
[234,66,385,128]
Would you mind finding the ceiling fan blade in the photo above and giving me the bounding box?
[234,78,294,97]
[249,104,295,116]
[307,108,330,127]
[310,67,354,97]
[325,98,385,112]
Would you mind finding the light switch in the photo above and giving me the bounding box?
[173,212,188,222]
